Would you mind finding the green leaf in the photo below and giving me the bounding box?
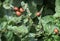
[0,22,7,32]
[54,0,60,17]
[3,0,13,9]
[42,15,54,24]
[0,2,2,7]
[4,31,14,41]
[21,37,37,41]
[23,18,28,24]
[0,34,2,41]
[52,35,60,41]
[7,25,28,37]
[41,16,56,35]
[28,33,35,37]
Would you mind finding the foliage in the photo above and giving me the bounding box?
[0,0,60,41]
